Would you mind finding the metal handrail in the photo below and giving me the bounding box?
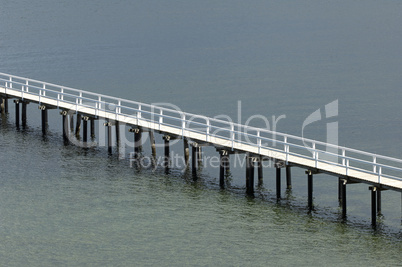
[1,72,402,184]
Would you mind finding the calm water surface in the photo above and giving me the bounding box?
[1,1,401,266]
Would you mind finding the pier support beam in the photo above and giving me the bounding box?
[75,113,82,138]
[192,143,198,176]
[39,105,48,135]
[149,131,156,159]
[340,179,347,219]
[219,150,229,188]
[90,117,95,139]
[82,116,89,144]
[129,127,143,158]
[184,137,190,167]
[22,101,28,126]
[60,110,68,143]
[69,114,74,134]
[377,190,382,215]
[115,121,120,148]
[306,170,314,211]
[286,165,292,189]
[163,135,170,170]
[14,100,20,126]
[276,164,281,199]
[258,156,263,187]
[1,97,8,114]
[104,121,113,154]
[246,155,255,195]
[369,186,377,227]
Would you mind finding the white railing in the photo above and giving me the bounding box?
[1,72,402,187]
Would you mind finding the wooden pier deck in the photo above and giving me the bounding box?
[1,72,401,226]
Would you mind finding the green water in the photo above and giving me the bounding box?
[1,0,401,265]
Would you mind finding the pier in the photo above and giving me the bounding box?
[1,72,401,227]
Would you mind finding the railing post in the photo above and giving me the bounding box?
[79,92,83,104]
[9,76,12,88]
[231,123,235,149]
[181,113,186,136]
[257,131,261,154]
[284,136,288,163]
[378,166,382,183]
[42,84,46,96]
[346,159,349,176]
[138,104,142,119]
[206,118,210,142]
[373,156,377,173]
[26,80,29,92]
[342,149,345,166]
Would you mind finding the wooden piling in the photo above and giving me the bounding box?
[246,155,254,195]
[377,190,381,214]
[163,135,170,169]
[149,131,156,159]
[258,156,263,186]
[14,100,20,126]
[22,101,28,126]
[69,114,74,133]
[369,186,377,227]
[220,152,225,188]
[341,179,347,219]
[40,106,48,135]
[90,117,95,139]
[276,165,281,199]
[115,121,120,147]
[286,165,292,189]
[82,117,88,143]
[183,137,190,167]
[61,111,68,142]
[307,170,313,211]
[192,144,197,175]
[75,113,82,138]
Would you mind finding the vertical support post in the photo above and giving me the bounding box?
[61,110,68,143]
[115,121,120,148]
[104,121,112,154]
[192,143,198,175]
[22,101,27,126]
[370,187,377,227]
[307,170,313,211]
[286,165,292,189]
[341,179,347,219]
[14,100,20,126]
[4,97,8,114]
[149,131,156,159]
[258,156,263,187]
[377,190,381,215]
[197,146,202,166]
[83,117,88,144]
[183,137,190,167]
[41,106,48,135]
[75,113,82,138]
[70,114,74,133]
[220,152,225,188]
[276,164,281,199]
[246,155,254,195]
[163,135,170,170]
[338,177,342,202]
[134,128,142,155]
[90,117,95,139]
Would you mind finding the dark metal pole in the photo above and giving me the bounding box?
[377,190,382,215]
[22,101,27,126]
[370,187,377,227]
[107,122,112,154]
[75,113,82,138]
[220,152,225,188]
[286,165,292,189]
[83,118,88,143]
[90,117,95,139]
[41,106,48,135]
[341,180,347,219]
[276,165,281,199]
[14,100,20,126]
[308,171,313,211]
[258,156,263,186]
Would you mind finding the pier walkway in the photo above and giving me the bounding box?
[1,72,401,226]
